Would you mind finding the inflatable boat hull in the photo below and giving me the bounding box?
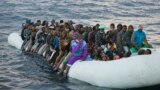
[8,32,23,49]
[69,50,160,89]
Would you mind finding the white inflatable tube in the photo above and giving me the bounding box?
[69,50,160,89]
[8,32,160,89]
[8,32,23,49]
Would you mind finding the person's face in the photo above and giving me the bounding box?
[123,26,127,31]
[138,25,143,31]
[117,25,122,30]
[128,26,133,33]
[95,26,99,31]
[110,25,114,30]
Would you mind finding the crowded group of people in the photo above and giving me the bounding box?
[21,19,152,77]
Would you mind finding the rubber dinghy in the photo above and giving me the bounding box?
[69,49,160,89]
[8,32,160,89]
[8,32,23,49]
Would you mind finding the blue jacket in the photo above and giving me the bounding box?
[51,36,59,49]
[133,30,146,47]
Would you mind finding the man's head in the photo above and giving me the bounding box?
[117,24,123,31]
[110,23,115,30]
[128,25,134,33]
[122,25,127,32]
[36,20,41,25]
[138,25,143,32]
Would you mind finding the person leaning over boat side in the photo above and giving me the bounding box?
[131,25,152,50]
[64,33,88,77]
[122,25,134,57]
[116,25,127,54]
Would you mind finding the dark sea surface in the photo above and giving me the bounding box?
[0,0,160,90]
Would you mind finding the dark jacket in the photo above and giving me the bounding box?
[95,31,105,46]
[122,31,133,48]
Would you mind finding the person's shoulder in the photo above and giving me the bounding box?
[123,32,128,36]
[133,30,138,34]
[142,31,146,34]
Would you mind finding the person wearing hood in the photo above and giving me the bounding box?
[63,33,88,78]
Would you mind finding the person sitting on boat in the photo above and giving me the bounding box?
[48,30,59,63]
[50,19,55,27]
[53,30,70,71]
[56,32,78,76]
[95,25,105,47]
[83,27,89,43]
[117,25,127,54]
[37,28,51,55]
[122,25,134,56]
[31,27,46,52]
[105,41,118,60]
[131,25,152,50]
[91,46,103,60]
[21,21,32,51]
[101,53,109,61]
[88,26,97,45]
[113,24,123,45]
[21,19,31,40]
[25,24,37,52]
[64,33,88,77]
[105,23,115,44]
